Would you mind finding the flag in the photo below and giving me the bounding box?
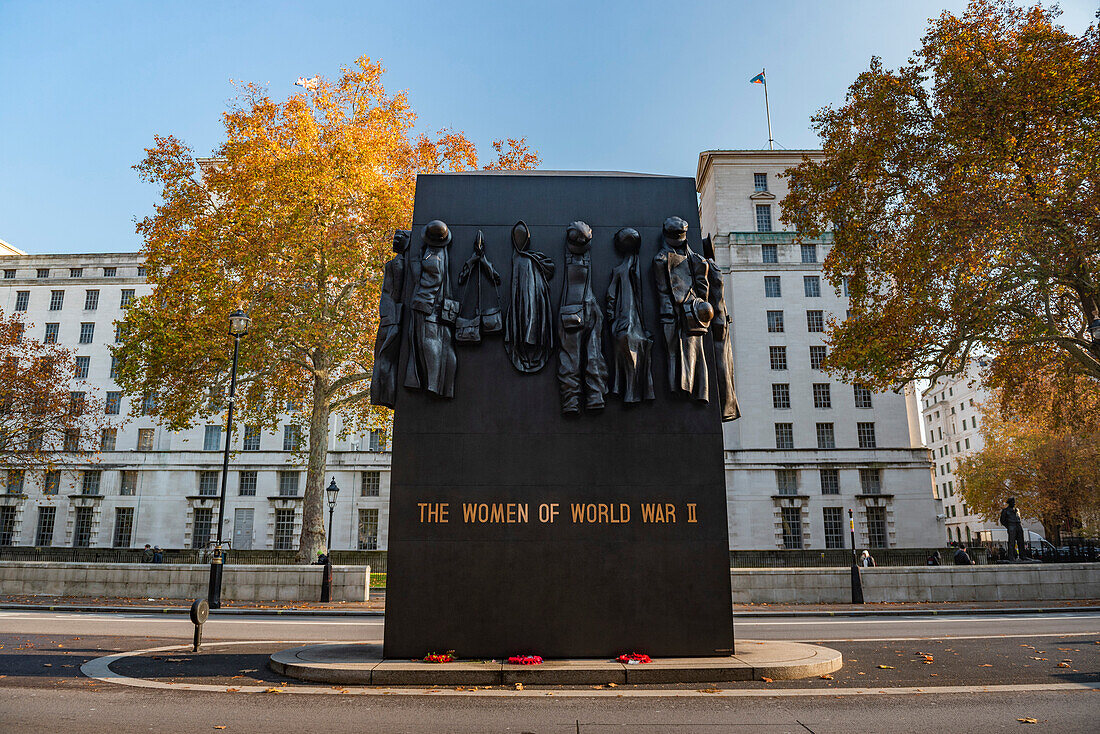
[750,71,765,85]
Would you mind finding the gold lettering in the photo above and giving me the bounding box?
[517,503,529,523]
[687,503,697,523]
[620,503,630,523]
[478,504,488,523]
[665,504,676,523]
[419,502,428,522]
[463,503,477,522]
[490,504,504,523]
[641,503,656,522]
[571,503,585,522]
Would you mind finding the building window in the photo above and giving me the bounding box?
[3,269,15,279]
[806,310,824,333]
[772,383,791,409]
[800,244,817,263]
[43,470,60,495]
[859,468,882,494]
[0,507,16,546]
[37,268,50,279]
[109,356,119,380]
[358,508,380,550]
[69,391,85,415]
[82,470,101,495]
[756,204,773,232]
[823,507,845,549]
[78,323,94,344]
[803,276,821,297]
[283,425,301,451]
[820,468,839,495]
[120,290,135,308]
[27,430,43,452]
[812,383,832,409]
[49,290,64,310]
[137,266,146,277]
[15,291,29,311]
[35,506,56,546]
[115,324,125,343]
[84,290,99,310]
[765,310,784,333]
[278,471,300,497]
[781,507,803,549]
[101,428,117,451]
[810,345,827,370]
[72,507,94,547]
[75,356,90,380]
[857,422,877,449]
[203,425,222,451]
[112,507,134,547]
[754,172,768,192]
[192,507,213,549]
[5,469,24,494]
[964,437,970,450]
[141,392,156,415]
[361,471,380,497]
[198,470,220,496]
[68,268,83,278]
[764,276,782,297]
[775,423,794,449]
[273,509,296,550]
[120,470,137,496]
[853,384,873,409]
[816,422,836,449]
[102,267,116,277]
[238,470,257,496]
[241,425,260,451]
[769,346,788,370]
[64,429,81,452]
[368,429,386,452]
[776,469,798,495]
[842,277,850,297]
[866,506,888,548]
[105,392,121,415]
[761,244,778,263]
[44,323,59,343]
[137,428,155,451]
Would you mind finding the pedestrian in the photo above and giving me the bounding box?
[953,544,975,565]
[152,545,163,564]
[141,544,154,563]
[926,551,942,566]
[860,550,876,567]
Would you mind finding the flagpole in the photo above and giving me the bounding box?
[762,68,774,151]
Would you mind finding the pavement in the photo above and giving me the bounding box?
[1,608,1098,732]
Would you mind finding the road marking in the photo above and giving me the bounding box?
[0,612,383,626]
[802,632,1099,642]
[738,614,1100,625]
[80,641,1100,698]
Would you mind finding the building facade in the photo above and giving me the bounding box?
[2,153,946,551]
[697,150,943,550]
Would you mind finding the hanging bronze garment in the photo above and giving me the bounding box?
[556,221,608,414]
[702,235,740,421]
[455,230,503,345]
[504,220,556,373]
[653,216,714,402]
[606,227,654,404]
[404,220,458,398]
[370,229,411,408]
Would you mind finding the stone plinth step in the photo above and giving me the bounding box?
[268,640,842,686]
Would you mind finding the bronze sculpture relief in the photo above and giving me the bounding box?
[606,227,654,404]
[556,221,608,414]
[456,230,503,345]
[369,229,410,408]
[653,216,714,402]
[404,220,458,398]
[504,220,556,373]
[702,236,740,421]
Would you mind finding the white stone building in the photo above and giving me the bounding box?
[697,150,944,551]
[2,151,948,552]
[920,367,1041,545]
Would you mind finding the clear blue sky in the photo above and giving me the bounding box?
[2,0,1095,255]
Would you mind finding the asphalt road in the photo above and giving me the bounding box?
[0,610,1097,733]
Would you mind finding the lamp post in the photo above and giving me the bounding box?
[207,308,251,610]
[320,477,339,602]
[849,508,864,604]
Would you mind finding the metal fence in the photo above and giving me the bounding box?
[728,547,990,567]
[0,547,389,572]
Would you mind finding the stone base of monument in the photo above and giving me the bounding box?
[268,640,841,686]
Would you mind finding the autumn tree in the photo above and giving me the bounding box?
[957,397,1100,542]
[116,56,538,562]
[783,0,1100,390]
[0,310,107,484]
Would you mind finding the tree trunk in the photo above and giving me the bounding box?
[296,376,332,563]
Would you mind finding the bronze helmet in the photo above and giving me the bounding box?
[422,220,452,247]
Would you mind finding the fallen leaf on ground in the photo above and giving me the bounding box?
[214,727,227,730]
[761,677,773,683]
[1018,718,1038,724]
[514,683,523,690]
[225,688,239,693]
[607,683,618,687]
[878,665,895,669]
[1058,663,1070,668]
[264,688,282,694]
[819,674,833,680]
[698,687,720,693]
[979,664,993,667]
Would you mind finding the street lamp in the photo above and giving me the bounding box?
[325,477,340,551]
[208,308,251,610]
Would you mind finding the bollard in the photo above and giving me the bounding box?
[320,557,333,603]
[190,598,209,652]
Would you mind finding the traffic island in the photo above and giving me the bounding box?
[267,640,842,686]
